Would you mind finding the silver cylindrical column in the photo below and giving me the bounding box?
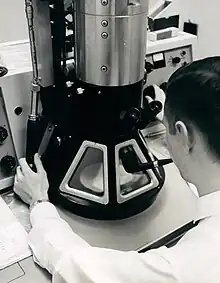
[74,0,149,86]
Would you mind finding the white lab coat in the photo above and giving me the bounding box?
[29,191,220,283]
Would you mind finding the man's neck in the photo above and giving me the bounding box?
[193,160,220,197]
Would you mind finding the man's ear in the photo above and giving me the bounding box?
[175,121,194,152]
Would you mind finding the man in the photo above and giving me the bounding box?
[14,57,220,282]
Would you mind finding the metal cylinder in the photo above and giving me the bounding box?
[74,0,149,86]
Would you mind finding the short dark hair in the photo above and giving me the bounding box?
[165,57,220,158]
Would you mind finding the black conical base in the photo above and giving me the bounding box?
[49,165,164,220]
[42,81,165,220]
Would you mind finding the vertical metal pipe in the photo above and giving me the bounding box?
[25,0,40,121]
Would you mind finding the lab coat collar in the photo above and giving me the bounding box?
[194,190,220,223]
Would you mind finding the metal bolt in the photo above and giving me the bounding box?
[101,65,108,72]
[56,137,62,147]
[101,32,108,39]
[76,87,85,94]
[101,0,108,5]
[66,81,73,88]
[101,20,108,27]
[32,83,40,92]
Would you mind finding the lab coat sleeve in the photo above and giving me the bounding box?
[28,202,90,274]
[54,246,178,283]
[29,202,179,283]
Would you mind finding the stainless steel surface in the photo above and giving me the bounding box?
[77,0,148,15]
[77,0,149,15]
[25,1,39,82]
[74,0,148,86]
[29,87,39,121]
[31,0,53,87]
[25,0,50,120]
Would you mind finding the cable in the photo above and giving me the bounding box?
[0,66,8,77]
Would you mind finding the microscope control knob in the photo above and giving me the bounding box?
[0,155,16,175]
[149,100,163,115]
[0,127,8,143]
[172,56,181,65]
[145,61,154,74]
[159,82,168,93]
[143,85,156,100]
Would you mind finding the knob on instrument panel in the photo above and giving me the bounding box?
[172,56,181,65]
[0,127,8,143]
[145,62,154,74]
[0,155,16,175]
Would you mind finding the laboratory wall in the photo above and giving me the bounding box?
[0,0,158,43]
[0,0,28,43]
[161,0,220,59]
[1,0,219,59]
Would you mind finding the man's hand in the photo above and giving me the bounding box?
[14,153,49,206]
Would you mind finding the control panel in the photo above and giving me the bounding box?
[0,87,17,190]
[145,45,193,87]
[143,36,195,137]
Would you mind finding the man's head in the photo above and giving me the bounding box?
[164,57,220,184]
